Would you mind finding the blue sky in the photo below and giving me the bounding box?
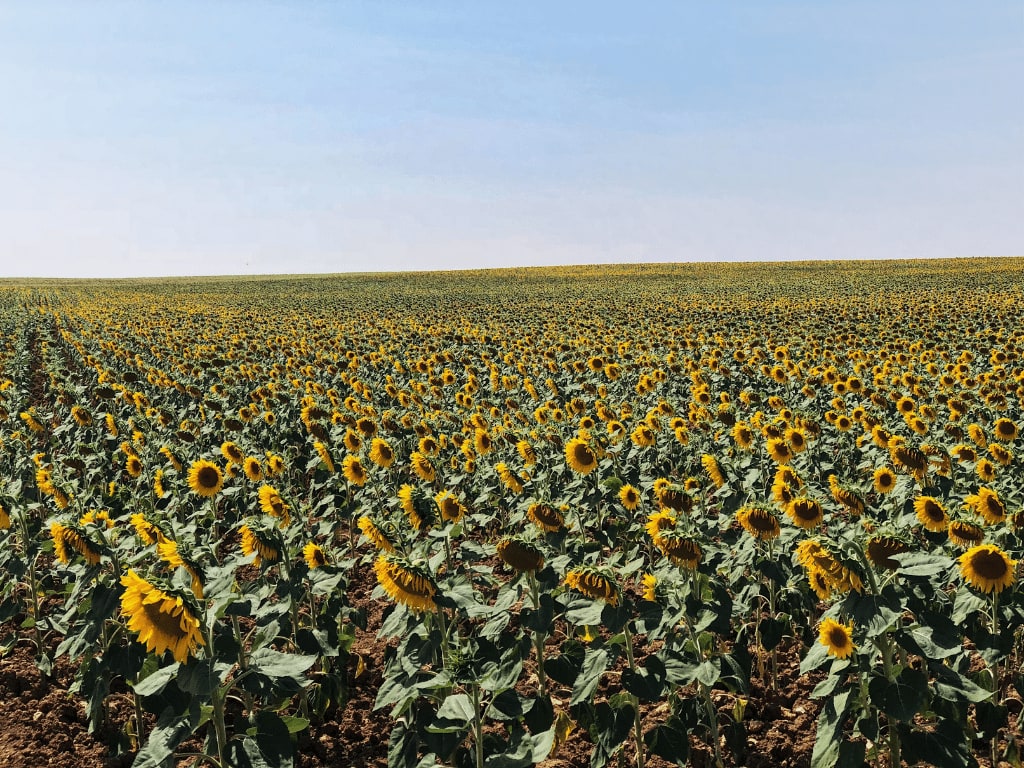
[0,1,1021,277]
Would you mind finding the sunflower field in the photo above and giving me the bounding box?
[0,259,1022,768]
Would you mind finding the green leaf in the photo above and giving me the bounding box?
[247,648,316,691]
[810,687,853,768]
[621,655,667,702]
[891,552,948,578]
[868,668,929,723]
[931,662,992,704]
[133,663,181,697]
[758,616,785,651]
[132,703,201,768]
[426,693,476,732]
[644,715,690,766]
[695,659,720,688]
[570,647,608,706]
[544,641,584,687]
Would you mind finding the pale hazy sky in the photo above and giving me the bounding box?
[1,1,1021,278]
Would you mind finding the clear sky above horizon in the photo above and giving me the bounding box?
[1,1,1021,278]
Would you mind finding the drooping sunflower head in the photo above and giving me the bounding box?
[786,497,824,530]
[187,459,224,499]
[409,451,436,482]
[819,617,856,659]
[865,534,910,571]
[125,455,143,479]
[947,517,985,548]
[357,515,396,553]
[50,521,103,566]
[375,554,436,612]
[653,530,702,569]
[239,523,280,567]
[565,438,598,475]
[796,537,863,594]
[701,454,726,488]
[156,538,205,598]
[890,445,928,480]
[368,437,396,468]
[398,483,435,531]
[564,566,619,606]
[737,505,781,541]
[496,538,545,572]
[527,502,564,533]
[120,569,205,663]
[959,544,1017,594]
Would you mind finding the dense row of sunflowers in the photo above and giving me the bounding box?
[0,260,1022,768]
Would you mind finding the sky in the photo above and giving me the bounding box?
[0,1,1021,278]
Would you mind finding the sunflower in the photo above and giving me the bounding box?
[951,444,977,463]
[967,424,987,448]
[313,441,335,473]
[989,444,1013,466]
[645,510,677,539]
[786,497,823,529]
[303,542,327,570]
[497,538,545,572]
[618,484,641,511]
[992,418,1018,442]
[355,417,377,437]
[187,459,224,498]
[130,513,165,545]
[807,569,832,601]
[516,440,536,466]
[796,539,862,594]
[157,539,205,598]
[737,505,781,541]
[474,428,494,456]
[865,535,910,570]
[0,505,10,530]
[975,458,997,482]
[239,523,279,567]
[766,438,792,464]
[342,455,368,486]
[786,427,807,453]
[948,518,985,548]
[642,574,658,602]
[653,530,702,569]
[565,438,598,475]
[71,405,92,427]
[126,455,143,479]
[959,544,1017,594]
[365,437,394,469]
[819,617,855,659]
[410,451,436,482]
[357,515,396,552]
[732,422,755,450]
[80,509,113,529]
[528,502,565,532]
[495,462,525,494]
[701,454,726,488]
[891,445,928,481]
[630,424,656,448]
[343,429,362,453]
[243,456,263,483]
[120,570,204,663]
[913,496,947,532]
[435,490,465,523]
[257,485,291,526]
[565,567,619,606]
[375,554,436,612]
[266,453,286,476]
[220,441,245,466]
[965,487,1006,525]
[872,467,897,495]
[50,522,102,565]
[398,484,434,531]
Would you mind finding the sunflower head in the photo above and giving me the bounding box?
[564,566,619,606]
[565,438,598,475]
[120,569,205,663]
[786,497,823,530]
[865,534,911,571]
[375,554,436,612]
[303,542,328,570]
[496,538,545,572]
[188,459,224,499]
[357,515,397,553]
[959,544,1017,594]
[737,505,781,541]
[819,617,856,659]
[239,522,280,567]
[528,502,565,533]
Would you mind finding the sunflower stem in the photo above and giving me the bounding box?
[471,683,485,768]
[527,570,547,697]
[991,590,1001,768]
[622,624,645,768]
